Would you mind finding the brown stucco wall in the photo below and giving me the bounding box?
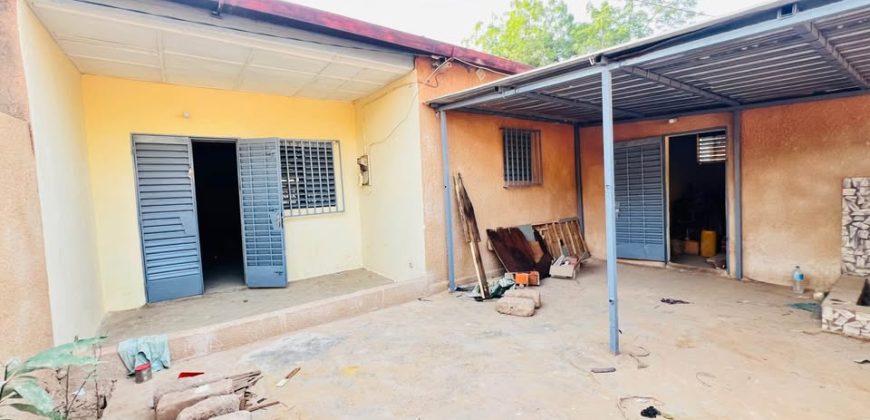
[0,0,54,360]
[417,57,577,285]
[741,95,870,290]
[578,95,870,290]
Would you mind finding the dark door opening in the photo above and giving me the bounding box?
[668,131,727,270]
[192,140,245,292]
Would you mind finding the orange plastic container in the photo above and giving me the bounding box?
[700,230,717,257]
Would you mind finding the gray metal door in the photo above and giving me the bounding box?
[614,137,666,261]
[237,139,287,287]
[133,135,204,302]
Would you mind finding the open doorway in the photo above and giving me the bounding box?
[668,130,727,271]
[192,140,245,292]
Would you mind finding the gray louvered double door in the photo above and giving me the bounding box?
[614,138,666,261]
[133,136,286,303]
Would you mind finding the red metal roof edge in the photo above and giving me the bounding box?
[216,0,533,74]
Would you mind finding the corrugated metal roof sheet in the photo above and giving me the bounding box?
[429,0,870,125]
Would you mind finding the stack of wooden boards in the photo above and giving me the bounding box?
[453,172,591,296]
[486,218,589,280]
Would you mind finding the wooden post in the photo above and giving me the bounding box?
[453,173,491,299]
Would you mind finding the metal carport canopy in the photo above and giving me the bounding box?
[428,0,870,125]
[429,0,870,355]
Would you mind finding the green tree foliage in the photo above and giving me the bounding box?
[468,0,578,67]
[466,0,701,66]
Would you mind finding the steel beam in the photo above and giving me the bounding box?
[461,107,580,124]
[439,110,456,291]
[601,69,620,355]
[521,92,645,118]
[436,66,603,111]
[577,88,870,127]
[621,66,741,106]
[793,22,869,88]
[573,124,585,234]
[733,110,743,281]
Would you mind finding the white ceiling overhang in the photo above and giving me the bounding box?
[26,0,415,101]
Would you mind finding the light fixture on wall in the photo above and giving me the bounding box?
[182,112,191,119]
[668,118,679,124]
[357,155,370,186]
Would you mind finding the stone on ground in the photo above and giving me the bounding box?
[177,394,241,420]
[496,297,536,316]
[504,288,542,308]
[155,378,233,420]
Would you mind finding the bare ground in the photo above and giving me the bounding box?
[104,261,870,419]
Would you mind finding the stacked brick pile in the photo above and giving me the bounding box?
[842,177,870,276]
[153,371,268,420]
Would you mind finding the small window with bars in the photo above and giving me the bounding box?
[502,128,542,187]
[280,139,344,216]
[697,131,727,163]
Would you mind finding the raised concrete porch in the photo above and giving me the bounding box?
[99,269,430,368]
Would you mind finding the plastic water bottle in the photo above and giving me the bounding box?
[792,266,805,295]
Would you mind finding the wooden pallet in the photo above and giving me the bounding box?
[533,217,589,260]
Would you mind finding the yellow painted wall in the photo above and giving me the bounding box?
[18,1,103,343]
[81,76,364,310]
[354,72,427,282]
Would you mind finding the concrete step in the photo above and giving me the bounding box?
[100,279,431,378]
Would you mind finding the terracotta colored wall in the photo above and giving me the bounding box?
[579,113,734,262]
[579,95,870,289]
[741,95,870,290]
[417,57,577,285]
[0,0,54,360]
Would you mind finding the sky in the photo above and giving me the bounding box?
[287,0,772,46]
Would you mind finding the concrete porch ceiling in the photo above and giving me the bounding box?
[27,0,414,101]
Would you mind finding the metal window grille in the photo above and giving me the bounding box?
[502,128,542,187]
[280,139,345,216]
[697,132,727,163]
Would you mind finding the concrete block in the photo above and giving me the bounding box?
[155,378,233,420]
[504,288,542,308]
[496,297,536,317]
[212,411,252,420]
[843,324,861,337]
[177,394,240,420]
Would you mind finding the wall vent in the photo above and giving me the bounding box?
[697,133,727,163]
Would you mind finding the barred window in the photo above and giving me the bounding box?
[502,128,542,187]
[279,140,344,216]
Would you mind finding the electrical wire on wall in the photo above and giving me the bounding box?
[358,56,504,190]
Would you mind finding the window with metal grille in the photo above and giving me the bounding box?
[280,139,344,216]
[697,131,727,163]
[502,128,542,187]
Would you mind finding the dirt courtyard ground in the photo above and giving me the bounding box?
[106,261,870,419]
